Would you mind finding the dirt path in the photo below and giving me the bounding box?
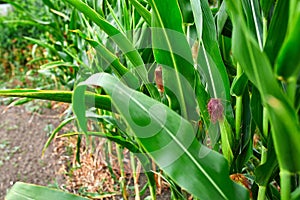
[0,104,63,199]
[0,103,171,200]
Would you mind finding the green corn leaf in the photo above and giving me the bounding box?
[74,86,88,133]
[60,48,89,68]
[232,88,252,171]
[121,0,130,31]
[69,9,79,30]
[267,184,281,200]
[291,187,300,200]
[50,9,70,21]
[264,0,290,65]
[71,29,139,88]
[191,0,235,163]
[40,61,78,70]
[230,73,248,97]
[250,87,264,139]
[72,73,249,200]
[219,119,234,165]
[235,141,252,172]
[24,37,57,55]
[106,1,126,33]
[195,72,210,128]
[62,0,147,80]
[255,143,278,186]
[289,0,299,21]
[226,0,300,172]
[7,97,33,107]
[191,0,231,100]
[240,89,252,149]
[0,89,112,111]
[63,0,159,100]
[59,131,141,154]
[42,116,76,156]
[241,0,263,49]
[260,0,275,17]
[4,0,64,41]
[216,1,228,37]
[128,0,151,25]
[178,0,193,24]
[275,6,300,80]
[25,37,70,62]
[149,0,199,121]
[5,182,88,200]
[42,0,57,10]
[191,0,234,124]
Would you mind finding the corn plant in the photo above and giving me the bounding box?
[2,0,300,199]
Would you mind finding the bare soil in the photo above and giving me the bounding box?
[0,104,63,199]
[0,102,171,200]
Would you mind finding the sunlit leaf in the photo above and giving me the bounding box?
[0,89,112,111]
[128,0,151,25]
[73,73,249,199]
[149,0,199,121]
[5,182,88,200]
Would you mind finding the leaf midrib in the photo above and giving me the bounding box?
[250,0,263,49]
[111,81,228,199]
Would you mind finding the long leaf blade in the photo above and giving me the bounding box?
[264,0,290,65]
[62,0,148,81]
[128,0,151,25]
[63,0,160,100]
[226,0,300,172]
[191,0,235,162]
[191,0,234,123]
[72,29,139,88]
[275,6,300,79]
[0,89,112,111]
[73,73,249,199]
[5,182,88,200]
[149,0,199,121]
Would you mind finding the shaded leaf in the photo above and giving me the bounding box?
[128,0,151,25]
[264,0,289,65]
[230,73,248,97]
[260,0,275,17]
[250,86,264,139]
[191,0,234,125]
[255,145,278,186]
[241,0,263,49]
[226,0,300,172]
[275,8,300,80]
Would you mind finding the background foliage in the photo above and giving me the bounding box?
[1,0,299,199]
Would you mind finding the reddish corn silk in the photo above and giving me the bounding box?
[155,66,164,93]
[207,98,224,124]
